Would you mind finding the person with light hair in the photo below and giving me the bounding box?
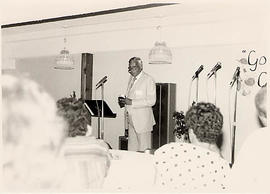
[255,85,267,127]
[229,86,268,192]
[2,74,111,192]
[2,74,66,191]
[118,57,156,151]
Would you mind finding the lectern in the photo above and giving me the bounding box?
[84,100,116,139]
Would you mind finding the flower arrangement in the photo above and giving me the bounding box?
[173,111,190,142]
[56,94,91,137]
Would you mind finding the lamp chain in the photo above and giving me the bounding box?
[63,37,67,50]
[157,25,162,42]
[63,25,68,50]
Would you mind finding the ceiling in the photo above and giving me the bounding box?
[1,0,161,24]
[1,3,178,35]
[1,0,268,37]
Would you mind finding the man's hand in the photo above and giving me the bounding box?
[118,97,132,107]
[118,96,125,108]
[125,97,132,105]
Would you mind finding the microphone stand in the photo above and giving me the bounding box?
[97,102,101,139]
[230,75,240,167]
[96,81,106,139]
[207,68,219,105]
[101,82,105,139]
[194,72,201,103]
[190,65,203,106]
[94,79,113,149]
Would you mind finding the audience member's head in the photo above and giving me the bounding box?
[154,102,228,192]
[56,97,91,137]
[185,102,223,148]
[255,86,267,127]
[2,74,66,191]
[56,97,111,190]
[226,86,268,192]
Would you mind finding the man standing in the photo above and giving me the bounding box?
[119,57,156,151]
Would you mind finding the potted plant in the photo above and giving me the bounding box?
[172,111,190,143]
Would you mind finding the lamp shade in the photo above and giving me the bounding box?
[54,48,75,70]
[149,41,172,64]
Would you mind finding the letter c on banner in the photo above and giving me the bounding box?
[258,72,267,87]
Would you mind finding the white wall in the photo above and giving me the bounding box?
[15,54,82,100]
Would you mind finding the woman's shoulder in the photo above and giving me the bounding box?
[61,136,110,156]
[154,142,213,155]
[153,142,230,192]
[154,142,229,169]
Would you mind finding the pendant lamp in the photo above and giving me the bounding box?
[54,37,75,70]
[149,26,172,64]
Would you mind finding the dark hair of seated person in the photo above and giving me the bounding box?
[56,97,91,137]
[185,102,223,147]
[56,97,112,149]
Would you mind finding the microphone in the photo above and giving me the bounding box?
[192,65,204,80]
[207,62,222,79]
[96,76,107,89]
[230,67,240,87]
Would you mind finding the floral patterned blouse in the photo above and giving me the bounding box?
[153,142,230,192]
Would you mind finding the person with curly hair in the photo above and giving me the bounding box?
[56,96,112,191]
[56,97,91,137]
[153,102,230,192]
[185,102,223,155]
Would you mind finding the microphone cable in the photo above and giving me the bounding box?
[94,85,97,99]
[206,78,209,102]
[206,72,218,105]
[187,79,193,110]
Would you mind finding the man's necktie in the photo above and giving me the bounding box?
[127,77,136,97]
